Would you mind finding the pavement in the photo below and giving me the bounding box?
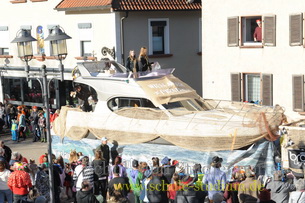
[0,127,73,203]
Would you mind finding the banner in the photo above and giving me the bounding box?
[288,149,305,169]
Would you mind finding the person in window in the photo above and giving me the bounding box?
[126,50,139,73]
[254,19,262,42]
[138,47,152,72]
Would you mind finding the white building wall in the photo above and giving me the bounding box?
[0,1,118,79]
[202,0,305,120]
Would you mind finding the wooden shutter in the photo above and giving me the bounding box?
[227,17,239,47]
[289,13,303,46]
[292,75,304,111]
[261,74,273,106]
[231,73,241,101]
[263,15,276,46]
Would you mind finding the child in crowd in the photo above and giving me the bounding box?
[11,119,18,141]
[38,112,46,142]
[64,163,73,200]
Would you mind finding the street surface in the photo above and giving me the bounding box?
[0,128,48,163]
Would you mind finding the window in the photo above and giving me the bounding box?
[80,41,92,57]
[107,97,156,111]
[244,74,261,103]
[0,48,9,55]
[78,23,93,57]
[148,19,170,55]
[0,26,10,55]
[231,73,273,106]
[241,16,262,46]
[228,15,276,47]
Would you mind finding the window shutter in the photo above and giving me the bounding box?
[263,15,276,46]
[292,75,304,111]
[289,13,303,46]
[227,17,239,47]
[262,74,273,106]
[231,73,241,101]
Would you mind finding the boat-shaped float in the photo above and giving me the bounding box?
[53,59,285,151]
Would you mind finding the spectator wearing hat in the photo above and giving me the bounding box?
[96,137,110,166]
[108,165,130,199]
[175,175,206,203]
[161,156,176,184]
[7,162,32,202]
[266,170,296,203]
[140,169,153,202]
[254,19,262,42]
[29,106,40,142]
[127,159,143,203]
[203,156,227,203]
[238,168,261,203]
[288,178,305,203]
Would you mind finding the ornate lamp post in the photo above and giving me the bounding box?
[45,26,71,81]
[11,29,37,81]
[11,26,71,203]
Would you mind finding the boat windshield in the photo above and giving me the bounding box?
[162,99,209,115]
[82,60,127,76]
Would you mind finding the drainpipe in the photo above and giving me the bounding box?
[120,11,128,66]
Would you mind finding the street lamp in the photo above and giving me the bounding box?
[45,26,71,81]
[11,29,37,81]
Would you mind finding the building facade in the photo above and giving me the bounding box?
[202,0,305,120]
[0,0,202,110]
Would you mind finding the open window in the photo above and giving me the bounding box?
[228,15,276,47]
[231,73,273,106]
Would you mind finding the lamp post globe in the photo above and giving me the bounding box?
[11,29,37,80]
[45,26,71,81]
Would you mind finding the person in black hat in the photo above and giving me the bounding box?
[203,156,227,203]
[127,159,142,203]
[108,165,130,199]
[161,156,176,184]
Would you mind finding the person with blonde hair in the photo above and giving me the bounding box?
[126,50,139,73]
[138,47,152,72]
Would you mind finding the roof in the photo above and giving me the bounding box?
[112,0,202,11]
[55,0,112,11]
[55,0,201,11]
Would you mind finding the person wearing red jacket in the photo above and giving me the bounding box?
[7,162,32,202]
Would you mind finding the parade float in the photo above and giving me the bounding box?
[53,59,285,152]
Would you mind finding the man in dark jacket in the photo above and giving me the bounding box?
[29,106,40,142]
[95,137,110,166]
[76,180,98,203]
[108,165,130,198]
[0,140,11,163]
[175,175,206,203]
[147,172,169,203]
[161,156,176,184]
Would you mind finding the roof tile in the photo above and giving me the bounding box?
[56,0,201,11]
